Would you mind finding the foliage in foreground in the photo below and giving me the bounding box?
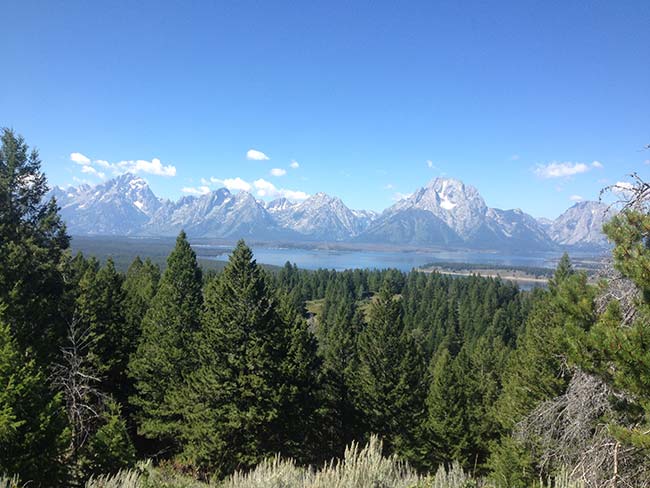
[81,436,584,488]
[6,128,650,487]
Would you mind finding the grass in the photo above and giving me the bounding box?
[304,299,325,319]
[80,437,586,488]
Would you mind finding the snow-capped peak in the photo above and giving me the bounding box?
[391,177,487,238]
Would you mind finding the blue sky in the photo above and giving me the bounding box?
[2,0,649,218]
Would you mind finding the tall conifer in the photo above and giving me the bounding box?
[0,321,67,485]
[0,128,69,362]
[178,240,288,476]
[129,231,202,451]
[354,284,426,464]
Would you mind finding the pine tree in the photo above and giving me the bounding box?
[354,284,427,464]
[425,346,469,468]
[76,258,129,403]
[550,252,574,289]
[490,257,596,484]
[129,231,202,452]
[0,128,69,362]
[77,400,136,479]
[0,320,68,485]
[178,240,289,476]
[496,257,594,429]
[488,435,535,488]
[275,290,322,463]
[467,337,510,471]
[119,257,160,434]
[122,257,160,340]
[320,297,364,458]
[570,209,650,449]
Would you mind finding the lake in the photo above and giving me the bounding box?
[195,244,604,272]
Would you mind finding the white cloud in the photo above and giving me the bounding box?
[569,195,584,202]
[124,158,176,177]
[193,174,309,201]
[290,160,300,169]
[71,152,176,178]
[70,152,91,165]
[510,154,520,161]
[612,181,634,195]
[426,160,434,168]
[181,186,211,196]
[281,189,310,200]
[591,161,603,168]
[534,161,590,179]
[253,178,309,201]
[253,178,276,196]
[80,165,106,179]
[247,149,270,161]
[270,168,286,177]
[213,177,252,192]
[384,184,394,190]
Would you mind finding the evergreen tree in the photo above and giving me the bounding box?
[569,210,650,450]
[76,258,129,403]
[0,320,67,485]
[129,231,202,452]
[488,435,535,488]
[425,347,469,468]
[551,252,574,289]
[490,257,596,485]
[354,284,427,464]
[0,128,69,362]
[77,400,136,479]
[122,257,160,340]
[496,258,594,429]
[120,257,159,430]
[320,297,364,458]
[467,337,510,471]
[178,240,289,476]
[275,291,323,463]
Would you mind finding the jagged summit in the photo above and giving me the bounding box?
[385,177,488,240]
[266,197,295,213]
[361,177,553,250]
[272,191,375,240]
[54,173,161,235]
[50,174,611,249]
[546,200,611,248]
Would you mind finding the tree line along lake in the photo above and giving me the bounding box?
[71,236,606,288]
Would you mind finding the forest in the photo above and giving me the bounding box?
[2,127,650,488]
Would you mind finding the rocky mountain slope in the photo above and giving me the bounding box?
[54,174,161,235]
[49,174,612,250]
[545,201,611,248]
[145,189,289,239]
[359,178,555,251]
[267,193,375,240]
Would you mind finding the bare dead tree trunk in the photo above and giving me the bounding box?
[51,314,106,485]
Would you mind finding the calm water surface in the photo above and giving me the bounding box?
[196,245,603,272]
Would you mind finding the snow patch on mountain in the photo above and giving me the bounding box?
[49,174,612,249]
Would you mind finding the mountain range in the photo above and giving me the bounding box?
[49,174,612,251]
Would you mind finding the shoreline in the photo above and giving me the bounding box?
[418,266,550,285]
